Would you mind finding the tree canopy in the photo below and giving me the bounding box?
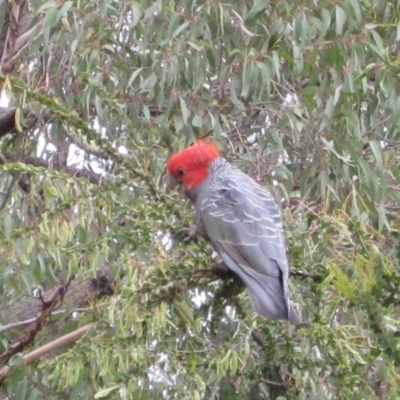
[1,0,400,398]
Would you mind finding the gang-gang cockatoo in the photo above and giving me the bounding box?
[164,140,300,323]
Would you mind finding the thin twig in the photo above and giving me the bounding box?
[0,308,90,334]
[0,323,95,384]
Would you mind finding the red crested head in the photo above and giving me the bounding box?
[165,140,220,191]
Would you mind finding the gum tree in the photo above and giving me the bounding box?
[1,0,400,398]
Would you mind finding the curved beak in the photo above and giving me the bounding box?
[162,170,180,192]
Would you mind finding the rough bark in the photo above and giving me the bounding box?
[0,266,120,334]
[0,0,36,74]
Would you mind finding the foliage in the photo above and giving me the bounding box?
[1,0,400,398]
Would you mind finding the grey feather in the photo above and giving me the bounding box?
[190,158,300,323]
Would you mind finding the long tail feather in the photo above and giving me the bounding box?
[241,272,300,323]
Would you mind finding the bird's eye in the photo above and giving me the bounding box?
[178,169,186,176]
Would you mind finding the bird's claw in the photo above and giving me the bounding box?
[173,227,198,242]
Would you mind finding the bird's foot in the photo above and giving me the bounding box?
[172,227,198,242]
[210,261,229,275]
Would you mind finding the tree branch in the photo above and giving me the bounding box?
[0,322,95,385]
[0,277,74,370]
[0,266,119,333]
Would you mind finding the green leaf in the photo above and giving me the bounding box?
[245,0,268,22]
[171,21,190,40]
[179,97,190,125]
[127,68,143,87]
[94,385,120,398]
[335,6,346,35]
[131,2,142,27]
[192,113,203,128]
[369,141,383,170]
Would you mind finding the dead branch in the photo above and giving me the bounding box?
[0,322,95,385]
[0,263,120,387]
[0,0,36,74]
[0,107,18,138]
[0,277,73,371]
[0,266,118,333]
[0,106,40,138]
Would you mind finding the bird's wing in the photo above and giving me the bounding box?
[200,169,297,321]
